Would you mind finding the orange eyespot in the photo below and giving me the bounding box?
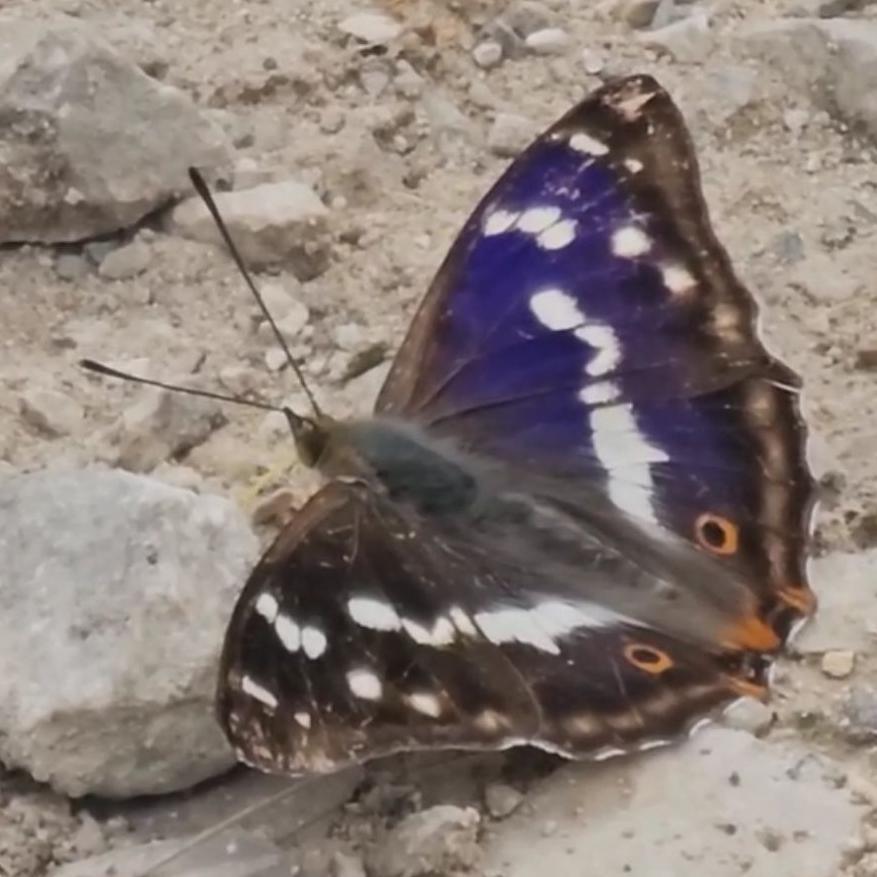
[695,513,739,556]
[623,643,673,674]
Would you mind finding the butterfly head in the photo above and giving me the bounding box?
[283,407,332,468]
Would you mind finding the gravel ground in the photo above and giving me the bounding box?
[2,0,877,875]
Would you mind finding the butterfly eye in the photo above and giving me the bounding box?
[695,513,739,556]
[623,643,673,674]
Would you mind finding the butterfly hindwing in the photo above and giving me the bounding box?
[218,482,741,775]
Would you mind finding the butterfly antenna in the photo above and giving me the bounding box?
[80,359,283,413]
[187,167,322,418]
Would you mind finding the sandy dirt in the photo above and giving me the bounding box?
[2,0,877,875]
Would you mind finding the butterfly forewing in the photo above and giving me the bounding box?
[377,74,815,636]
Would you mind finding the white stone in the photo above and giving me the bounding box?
[488,113,538,158]
[485,783,525,819]
[19,389,84,437]
[171,180,330,279]
[822,649,856,679]
[338,12,402,44]
[525,28,571,56]
[0,469,258,796]
[97,240,151,280]
[473,41,503,69]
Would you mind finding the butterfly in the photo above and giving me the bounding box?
[216,75,816,776]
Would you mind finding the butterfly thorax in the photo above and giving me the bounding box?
[315,417,481,517]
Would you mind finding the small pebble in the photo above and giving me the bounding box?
[525,28,570,55]
[822,650,856,679]
[338,12,402,44]
[98,240,151,280]
[783,108,810,136]
[473,40,503,69]
[333,322,366,351]
[264,347,288,372]
[618,0,661,28]
[331,851,367,877]
[55,253,89,281]
[484,783,524,819]
[259,280,305,321]
[320,107,346,134]
[19,389,84,437]
[581,48,604,75]
[488,112,538,158]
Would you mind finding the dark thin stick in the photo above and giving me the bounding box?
[187,167,321,417]
[80,359,282,413]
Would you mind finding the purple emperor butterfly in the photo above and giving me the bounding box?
[217,75,815,775]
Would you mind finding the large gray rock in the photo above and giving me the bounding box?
[0,469,259,798]
[735,18,877,139]
[483,728,865,877]
[0,17,229,243]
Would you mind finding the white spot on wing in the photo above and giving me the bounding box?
[589,403,668,522]
[347,668,383,700]
[529,288,583,331]
[569,132,609,156]
[537,218,577,250]
[612,226,651,258]
[624,158,644,173]
[579,380,621,405]
[576,324,621,376]
[402,616,456,647]
[661,263,697,296]
[242,675,278,710]
[474,606,560,654]
[294,711,311,729]
[406,692,442,717]
[275,613,301,652]
[516,205,562,234]
[483,208,519,236]
[348,596,401,631]
[255,592,279,623]
[301,626,327,659]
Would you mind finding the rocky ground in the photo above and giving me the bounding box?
[2,0,877,875]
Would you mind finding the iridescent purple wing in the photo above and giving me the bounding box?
[377,75,814,638]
